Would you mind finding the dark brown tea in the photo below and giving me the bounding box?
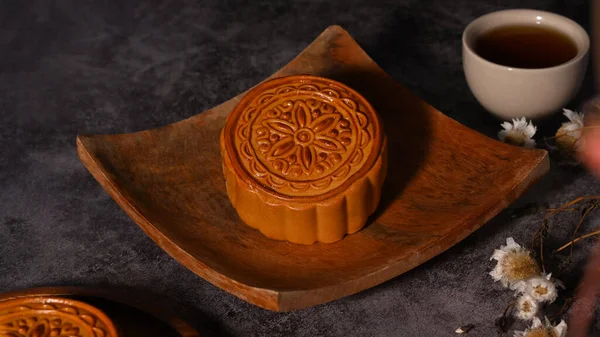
[474,25,578,68]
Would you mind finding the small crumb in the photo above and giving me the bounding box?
[455,324,475,334]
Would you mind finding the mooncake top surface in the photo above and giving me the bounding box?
[223,75,383,200]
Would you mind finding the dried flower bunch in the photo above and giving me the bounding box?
[490,238,540,287]
[498,117,537,149]
[555,109,584,154]
[497,109,584,157]
[489,238,566,336]
[460,108,591,335]
[485,108,598,336]
[514,318,567,337]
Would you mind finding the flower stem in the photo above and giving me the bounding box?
[548,196,600,215]
[544,125,600,140]
[533,197,600,268]
[503,301,516,316]
[555,230,600,253]
[571,203,599,259]
[549,298,572,318]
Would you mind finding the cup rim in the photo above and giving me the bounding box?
[462,9,590,72]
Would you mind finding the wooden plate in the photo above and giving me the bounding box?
[76,25,549,311]
[0,287,200,337]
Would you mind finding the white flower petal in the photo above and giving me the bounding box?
[514,117,527,129]
[498,130,508,142]
[489,268,503,282]
[506,237,519,247]
[491,249,507,261]
[519,274,558,303]
[559,115,583,141]
[515,294,539,321]
[517,317,566,337]
[563,122,581,133]
[563,108,584,124]
[501,122,514,131]
[524,123,537,138]
[563,108,576,120]
[511,280,528,292]
[553,320,568,337]
[560,109,584,140]
[498,118,536,148]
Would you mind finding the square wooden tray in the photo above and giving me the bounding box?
[77,26,549,311]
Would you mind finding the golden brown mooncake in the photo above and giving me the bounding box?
[220,75,387,244]
[0,297,119,337]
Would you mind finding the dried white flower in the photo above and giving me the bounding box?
[514,294,539,321]
[514,273,559,303]
[514,317,567,337]
[556,108,584,154]
[490,238,540,287]
[552,320,568,337]
[560,109,584,139]
[499,117,537,148]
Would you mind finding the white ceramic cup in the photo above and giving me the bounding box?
[462,9,590,120]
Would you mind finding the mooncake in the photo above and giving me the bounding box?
[220,75,387,244]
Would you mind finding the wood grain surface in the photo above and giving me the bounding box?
[76,25,550,311]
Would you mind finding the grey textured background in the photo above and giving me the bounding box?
[1,0,599,336]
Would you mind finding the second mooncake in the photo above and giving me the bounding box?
[220,75,387,244]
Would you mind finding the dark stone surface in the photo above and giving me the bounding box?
[0,0,598,336]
